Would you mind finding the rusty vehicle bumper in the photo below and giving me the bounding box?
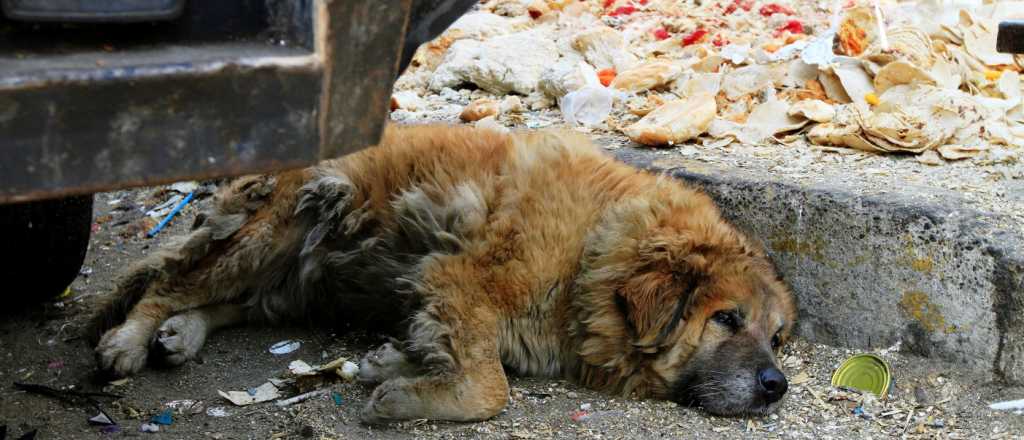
[0,0,411,204]
[997,20,1024,54]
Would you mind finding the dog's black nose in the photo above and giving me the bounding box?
[757,367,788,403]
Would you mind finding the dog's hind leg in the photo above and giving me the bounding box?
[92,174,299,377]
[150,303,247,367]
[93,229,281,376]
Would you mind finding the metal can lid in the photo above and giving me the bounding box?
[831,353,891,398]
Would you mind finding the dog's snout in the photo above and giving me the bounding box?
[757,367,788,403]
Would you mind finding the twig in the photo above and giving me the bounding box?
[13,382,123,401]
[275,389,330,407]
[900,408,915,439]
[13,382,123,426]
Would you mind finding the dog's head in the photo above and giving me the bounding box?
[574,188,797,416]
[665,260,795,416]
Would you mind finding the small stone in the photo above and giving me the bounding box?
[914,386,930,406]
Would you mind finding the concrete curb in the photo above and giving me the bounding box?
[613,147,1024,383]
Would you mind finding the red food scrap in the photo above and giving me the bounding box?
[653,28,671,40]
[609,5,636,16]
[597,68,617,86]
[682,28,709,46]
[759,3,794,16]
[638,0,648,4]
[712,34,729,47]
[723,0,754,14]
[774,19,804,36]
[603,0,615,8]
[529,9,543,18]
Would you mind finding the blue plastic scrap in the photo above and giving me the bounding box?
[147,191,195,238]
[151,409,173,426]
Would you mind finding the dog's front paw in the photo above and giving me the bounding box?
[358,342,417,385]
[95,322,150,377]
[360,379,423,425]
[151,313,208,367]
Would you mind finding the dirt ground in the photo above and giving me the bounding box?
[1,182,1023,440]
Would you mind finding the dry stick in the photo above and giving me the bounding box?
[13,382,123,401]
[900,408,915,439]
[13,382,123,426]
[275,389,330,407]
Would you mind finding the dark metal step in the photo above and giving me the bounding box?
[0,0,412,204]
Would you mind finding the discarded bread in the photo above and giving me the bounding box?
[788,99,836,123]
[623,93,716,146]
[460,98,501,122]
[571,26,638,72]
[500,96,524,114]
[390,91,427,112]
[873,60,937,93]
[610,60,682,92]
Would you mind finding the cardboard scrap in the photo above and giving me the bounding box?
[218,382,280,406]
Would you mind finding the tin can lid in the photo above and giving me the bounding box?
[831,353,891,398]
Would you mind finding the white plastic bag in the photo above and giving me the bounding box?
[559,62,613,127]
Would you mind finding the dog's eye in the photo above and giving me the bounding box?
[771,333,782,349]
[711,310,741,330]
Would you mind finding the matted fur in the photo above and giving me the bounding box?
[90,124,797,422]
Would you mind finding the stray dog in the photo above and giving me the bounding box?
[90,124,797,423]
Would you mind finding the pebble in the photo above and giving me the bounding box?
[914,386,931,405]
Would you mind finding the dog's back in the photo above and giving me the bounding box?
[90,124,622,338]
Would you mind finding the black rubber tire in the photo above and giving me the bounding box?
[0,194,94,308]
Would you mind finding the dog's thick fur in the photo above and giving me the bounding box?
[90,124,796,422]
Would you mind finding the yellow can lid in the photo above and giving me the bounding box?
[831,353,891,399]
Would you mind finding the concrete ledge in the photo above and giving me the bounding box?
[613,146,1024,383]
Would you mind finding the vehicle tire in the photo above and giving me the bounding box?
[0,194,94,308]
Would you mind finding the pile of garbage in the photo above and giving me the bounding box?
[393,0,1024,164]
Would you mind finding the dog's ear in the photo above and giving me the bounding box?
[613,266,704,353]
[581,198,717,352]
[637,234,714,274]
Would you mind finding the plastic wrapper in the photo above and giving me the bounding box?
[560,62,615,127]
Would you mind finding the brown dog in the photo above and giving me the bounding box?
[90,124,796,423]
